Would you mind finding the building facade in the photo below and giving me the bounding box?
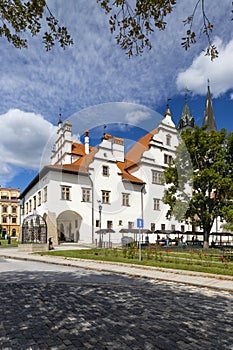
[20,106,192,246]
[19,86,218,246]
[0,187,20,238]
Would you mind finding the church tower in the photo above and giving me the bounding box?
[202,81,217,132]
[177,95,194,132]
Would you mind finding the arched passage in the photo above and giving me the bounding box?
[57,211,82,243]
[22,214,47,243]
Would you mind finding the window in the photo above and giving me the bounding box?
[151,223,155,232]
[102,165,109,176]
[161,224,165,231]
[166,134,171,146]
[118,220,123,226]
[153,198,160,211]
[2,216,7,223]
[164,154,172,164]
[122,193,130,206]
[102,190,110,204]
[1,195,8,200]
[38,191,41,206]
[128,221,134,229]
[61,186,71,200]
[12,206,17,214]
[96,220,100,228]
[107,221,113,229]
[2,206,7,213]
[26,203,28,214]
[82,188,91,202]
[181,225,185,233]
[29,200,32,212]
[12,217,17,224]
[33,196,36,210]
[43,186,47,202]
[152,170,163,184]
[171,225,175,231]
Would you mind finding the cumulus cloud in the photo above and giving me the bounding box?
[176,38,233,97]
[0,109,56,185]
[1,0,230,122]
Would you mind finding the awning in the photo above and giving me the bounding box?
[95,229,115,234]
[210,232,233,236]
[119,229,152,234]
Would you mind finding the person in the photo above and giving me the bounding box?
[48,237,54,250]
[166,234,169,247]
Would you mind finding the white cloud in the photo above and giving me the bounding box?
[176,37,233,97]
[0,109,56,183]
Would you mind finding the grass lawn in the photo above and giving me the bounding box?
[37,245,233,277]
[0,239,18,247]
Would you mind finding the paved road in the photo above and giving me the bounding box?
[0,258,232,350]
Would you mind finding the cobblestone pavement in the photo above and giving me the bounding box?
[0,258,232,350]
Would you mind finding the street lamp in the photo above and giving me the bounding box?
[97,200,102,247]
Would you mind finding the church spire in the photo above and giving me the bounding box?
[177,90,194,131]
[202,80,216,132]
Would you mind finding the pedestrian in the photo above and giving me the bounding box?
[48,237,54,250]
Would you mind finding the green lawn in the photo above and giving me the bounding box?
[0,239,18,247]
[38,246,233,277]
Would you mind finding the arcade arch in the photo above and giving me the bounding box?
[57,211,82,243]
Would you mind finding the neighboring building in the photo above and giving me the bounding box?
[0,187,20,238]
[19,85,217,246]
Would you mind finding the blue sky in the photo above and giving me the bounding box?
[0,0,233,191]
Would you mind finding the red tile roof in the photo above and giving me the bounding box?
[125,127,158,169]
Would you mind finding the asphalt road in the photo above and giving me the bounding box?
[0,258,232,350]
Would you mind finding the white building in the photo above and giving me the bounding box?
[20,105,192,247]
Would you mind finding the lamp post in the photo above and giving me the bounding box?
[97,200,102,248]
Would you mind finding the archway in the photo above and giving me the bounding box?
[57,211,82,243]
[22,214,47,243]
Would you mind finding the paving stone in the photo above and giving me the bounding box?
[0,258,232,349]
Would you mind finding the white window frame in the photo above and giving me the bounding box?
[102,190,110,204]
[102,165,109,177]
[122,193,130,206]
[82,188,91,202]
[153,198,160,211]
[61,186,71,201]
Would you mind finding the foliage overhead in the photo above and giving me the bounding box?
[163,126,233,244]
[1,0,232,59]
[0,0,73,50]
[97,0,232,60]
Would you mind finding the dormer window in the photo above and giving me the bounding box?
[102,165,109,176]
[166,134,171,146]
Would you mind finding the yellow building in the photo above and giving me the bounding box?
[0,187,20,238]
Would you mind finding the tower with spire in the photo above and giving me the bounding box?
[202,80,217,132]
[177,90,194,132]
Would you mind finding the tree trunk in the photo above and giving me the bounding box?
[203,230,209,249]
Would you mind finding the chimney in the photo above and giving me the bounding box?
[85,130,89,154]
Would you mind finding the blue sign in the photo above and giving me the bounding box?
[137,218,144,228]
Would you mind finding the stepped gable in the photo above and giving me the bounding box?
[49,146,98,174]
[124,127,159,170]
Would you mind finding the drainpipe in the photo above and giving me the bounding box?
[141,183,145,221]
[88,175,94,245]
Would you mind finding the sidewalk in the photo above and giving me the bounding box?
[0,246,233,291]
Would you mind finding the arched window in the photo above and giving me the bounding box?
[166,134,171,146]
